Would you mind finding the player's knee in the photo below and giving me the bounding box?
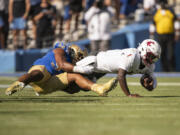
[67,73,81,82]
[29,70,44,80]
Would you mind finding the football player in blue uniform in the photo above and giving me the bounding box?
[5,42,117,96]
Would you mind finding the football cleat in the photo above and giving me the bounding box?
[5,81,25,96]
[104,78,118,95]
[91,78,118,96]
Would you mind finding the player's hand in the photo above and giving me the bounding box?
[128,94,141,98]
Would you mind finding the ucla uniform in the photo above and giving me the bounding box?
[33,42,71,75]
[28,42,72,94]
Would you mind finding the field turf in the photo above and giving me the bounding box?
[0,76,180,135]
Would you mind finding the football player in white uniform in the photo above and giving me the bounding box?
[75,39,161,97]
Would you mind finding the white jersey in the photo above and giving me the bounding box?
[76,48,157,88]
[96,48,154,74]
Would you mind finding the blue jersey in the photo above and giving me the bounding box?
[33,42,71,75]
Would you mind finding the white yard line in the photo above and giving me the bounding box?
[0,85,31,88]
[0,82,180,88]
[128,82,180,86]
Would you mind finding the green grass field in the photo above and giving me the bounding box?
[0,76,180,135]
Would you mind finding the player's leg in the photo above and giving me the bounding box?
[67,73,118,96]
[5,70,44,95]
[84,72,106,83]
[29,72,117,96]
[5,65,49,95]
[32,72,70,95]
[18,70,44,85]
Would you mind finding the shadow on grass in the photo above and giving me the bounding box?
[0,96,102,103]
[143,95,180,98]
[0,111,43,114]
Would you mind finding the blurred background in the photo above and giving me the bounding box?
[0,0,180,73]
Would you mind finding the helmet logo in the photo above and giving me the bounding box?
[147,41,155,46]
[138,39,161,66]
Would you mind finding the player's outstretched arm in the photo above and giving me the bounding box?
[54,48,94,74]
[118,69,141,98]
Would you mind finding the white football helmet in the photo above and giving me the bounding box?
[138,39,161,65]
